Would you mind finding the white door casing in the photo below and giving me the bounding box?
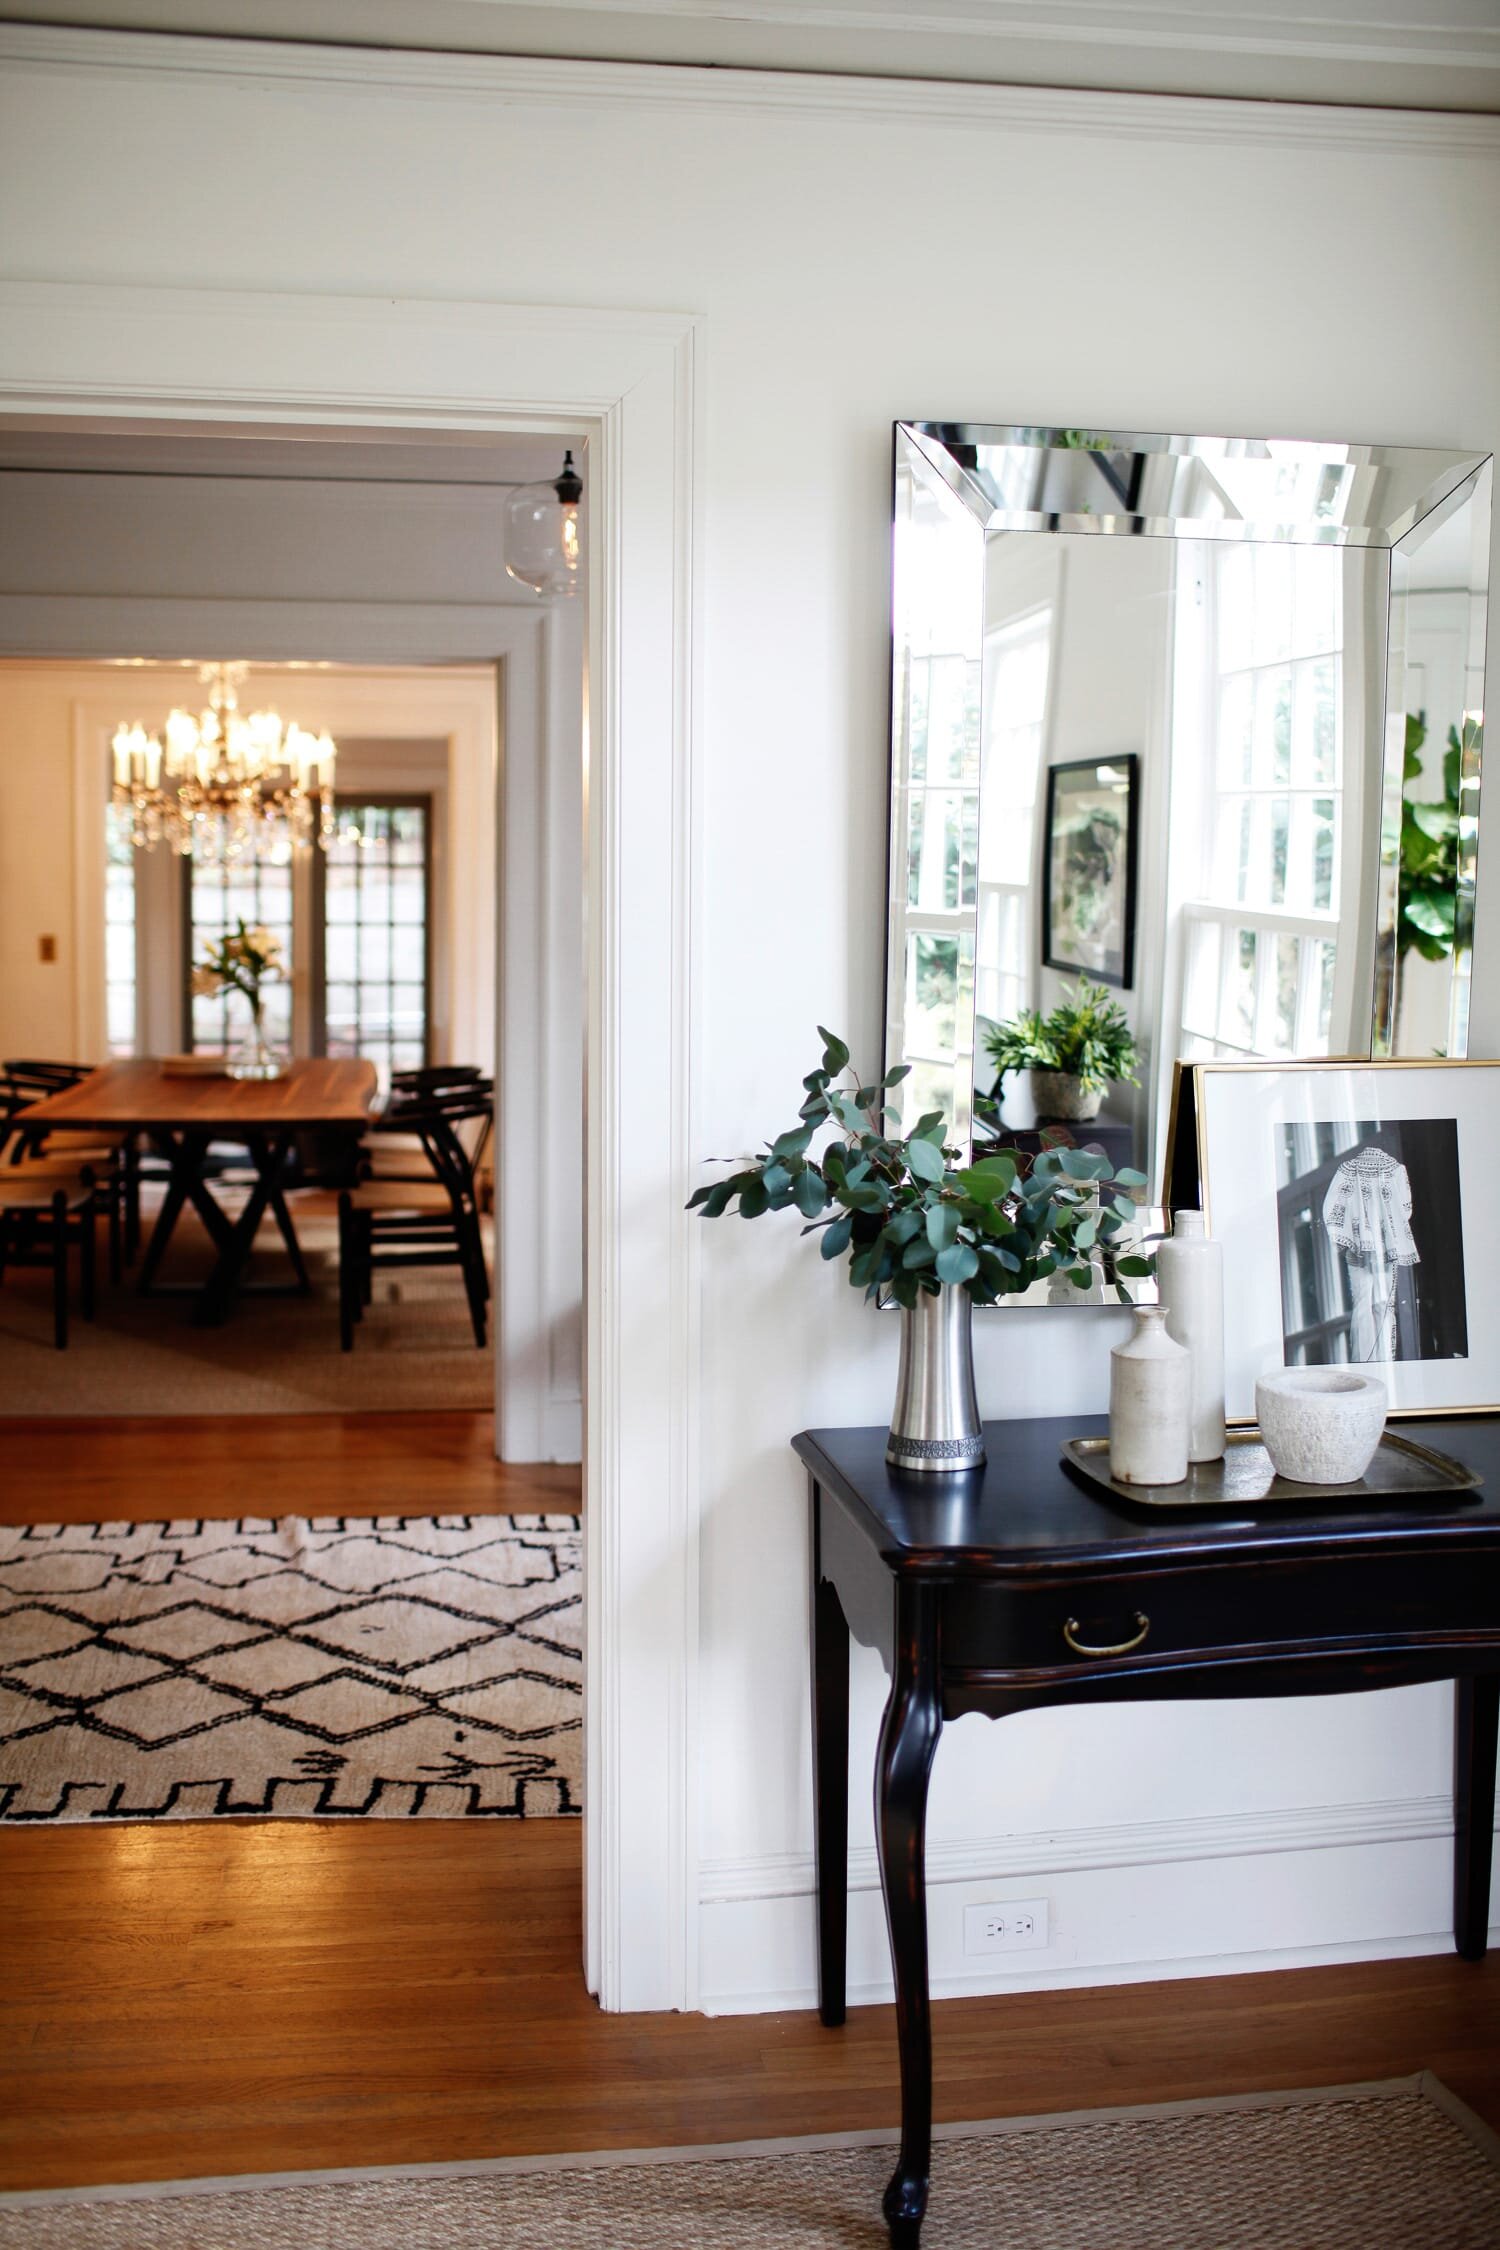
[0,278,703,2015]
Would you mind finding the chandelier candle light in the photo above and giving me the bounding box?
[112,663,337,864]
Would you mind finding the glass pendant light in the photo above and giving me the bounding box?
[505,449,583,599]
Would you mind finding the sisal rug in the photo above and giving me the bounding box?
[0,1514,580,1821]
[1,2079,1497,2247]
[0,1210,494,1417]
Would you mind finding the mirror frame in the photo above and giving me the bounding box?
[883,422,1493,1290]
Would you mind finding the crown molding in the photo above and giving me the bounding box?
[457,0,1500,72]
[1,23,1497,156]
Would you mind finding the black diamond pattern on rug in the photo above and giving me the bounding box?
[0,1514,581,1821]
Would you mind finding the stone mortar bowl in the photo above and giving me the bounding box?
[1254,1369,1388,1485]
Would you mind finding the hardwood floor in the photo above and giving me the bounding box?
[1,1415,1497,2195]
[0,1411,581,1525]
[3,1818,1498,2194]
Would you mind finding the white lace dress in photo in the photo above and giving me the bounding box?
[1321,1144,1419,1363]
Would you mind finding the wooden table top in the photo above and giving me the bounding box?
[18,1058,378,1131]
[795,1412,1500,1575]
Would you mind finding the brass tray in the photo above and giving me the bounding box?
[1062,1429,1481,1511]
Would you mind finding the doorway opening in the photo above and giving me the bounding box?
[0,426,588,1841]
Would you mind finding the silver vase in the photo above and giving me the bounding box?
[886,1283,985,1472]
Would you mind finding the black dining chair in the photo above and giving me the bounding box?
[0,1163,98,1349]
[359,1070,493,1204]
[1,1062,132,1281]
[337,1083,492,1351]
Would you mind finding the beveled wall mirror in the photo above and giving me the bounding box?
[885,422,1492,1304]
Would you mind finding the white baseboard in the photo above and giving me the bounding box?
[697,1796,1500,2016]
[542,1394,582,1465]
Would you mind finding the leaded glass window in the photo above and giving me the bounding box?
[317,800,430,1093]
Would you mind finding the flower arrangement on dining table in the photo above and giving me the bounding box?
[191,920,285,1063]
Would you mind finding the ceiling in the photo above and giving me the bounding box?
[2,0,1497,113]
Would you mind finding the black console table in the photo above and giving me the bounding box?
[795,1413,1500,2248]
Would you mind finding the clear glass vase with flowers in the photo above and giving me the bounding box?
[192,920,287,1081]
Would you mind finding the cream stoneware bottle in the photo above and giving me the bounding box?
[1156,1208,1226,1463]
[1109,1306,1191,1485]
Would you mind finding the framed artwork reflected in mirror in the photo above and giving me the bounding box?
[1042,753,1138,988]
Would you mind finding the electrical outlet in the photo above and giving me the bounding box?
[963,1897,1050,1955]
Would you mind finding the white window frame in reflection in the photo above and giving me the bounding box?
[975,604,1053,1037]
[1158,541,1373,1179]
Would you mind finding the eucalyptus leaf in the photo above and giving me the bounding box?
[820,1213,853,1260]
[936,1243,980,1285]
[905,1136,946,1185]
[817,1027,850,1074]
[793,1167,828,1218]
[926,1202,960,1252]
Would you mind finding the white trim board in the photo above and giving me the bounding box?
[700,1790,1498,1902]
[699,1804,1500,2014]
[0,279,701,2016]
[1,24,1497,155]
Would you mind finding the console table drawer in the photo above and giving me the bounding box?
[940,1549,1500,1677]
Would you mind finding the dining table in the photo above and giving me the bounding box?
[15,1057,377,1326]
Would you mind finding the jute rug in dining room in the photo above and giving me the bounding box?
[1,2079,1497,2248]
[0,1514,580,1821]
[0,1211,495,1417]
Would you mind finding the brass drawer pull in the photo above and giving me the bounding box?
[1063,1611,1150,1658]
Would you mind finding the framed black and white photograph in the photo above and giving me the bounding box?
[1175,1059,1500,1419]
[1041,754,1138,988]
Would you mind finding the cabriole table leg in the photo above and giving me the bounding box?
[875,1580,942,2248]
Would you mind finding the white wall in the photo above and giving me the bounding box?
[2,32,1497,2013]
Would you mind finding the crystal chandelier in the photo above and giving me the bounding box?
[111,663,337,864]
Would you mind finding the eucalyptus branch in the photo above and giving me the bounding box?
[688,1028,1152,1309]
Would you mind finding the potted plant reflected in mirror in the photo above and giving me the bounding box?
[983,976,1141,1125]
[687,1029,1151,1473]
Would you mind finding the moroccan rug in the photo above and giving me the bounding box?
[0,1515,580,1821]
[1,2080,1497,2247]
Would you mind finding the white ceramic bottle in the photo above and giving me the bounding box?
[1109,1306,1191,1485]
[1156,1208,1226,1464]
